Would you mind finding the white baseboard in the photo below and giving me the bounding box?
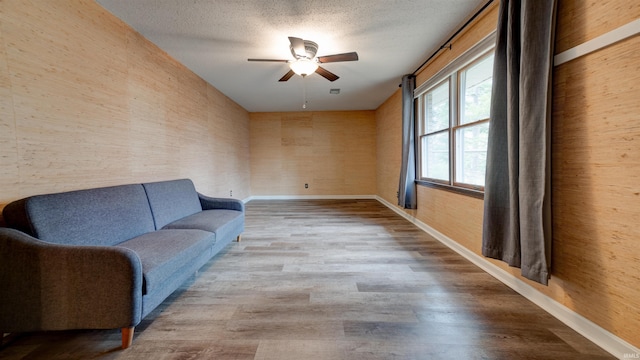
[244,194,376,203]
[375,195,640,360]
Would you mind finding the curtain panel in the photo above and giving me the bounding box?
[398,74,417,209]
[482,0,557,285]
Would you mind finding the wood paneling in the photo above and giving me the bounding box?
[0,0,251,219]
[416,186,484,253]
[375,89,402,205]
[3,0,131,194]
[551,34,640,346]
[0,23,18,210]
[555,0,640,53]
[250,111,376,196]
[206,84,251,197]
[376,0,640,349]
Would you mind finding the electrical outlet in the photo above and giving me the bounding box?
[305,183,308,189]
[230,190,233,197]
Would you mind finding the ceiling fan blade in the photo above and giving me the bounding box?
[288,37,306,58]
[317,52,359,63]
[315,66,339,82]
[278,69,295,82]
[248,58,289,62]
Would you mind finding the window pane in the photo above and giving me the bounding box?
[422,132,449,181]
[455,123,489,186]
[425,81,449,132]
[460,53,494,125]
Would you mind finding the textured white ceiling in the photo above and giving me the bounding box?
[96,0,485,112]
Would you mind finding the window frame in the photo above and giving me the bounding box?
[418,77,452,185]
[415,32,496,197]
[453,52,493,190]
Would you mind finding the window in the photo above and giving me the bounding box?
[422,80,450,182]
[416,33,495,193]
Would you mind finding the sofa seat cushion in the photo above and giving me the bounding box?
[116,229,215,295]
[163,209,244,243]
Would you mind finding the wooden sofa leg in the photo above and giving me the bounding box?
[236,235,241,242]
[121,327,134,349]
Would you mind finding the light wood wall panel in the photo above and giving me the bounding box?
[551,34,640,346]
[250,111,376,196]
[375,0,640,349]
[416,186,483,252]
[206,85,251,197]
[555,0,640,53]
[0,0,251,221]
[376,89,402,204]
[0,23,19,202]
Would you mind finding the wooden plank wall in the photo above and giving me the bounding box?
[375,0,640,348]
[0,0,251,220]
[551,0,640,348]
[375,90,402,204]
[250,111,376,196]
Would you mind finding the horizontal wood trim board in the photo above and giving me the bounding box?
[554,18,640,66]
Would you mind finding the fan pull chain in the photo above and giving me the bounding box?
[302,75,307,109]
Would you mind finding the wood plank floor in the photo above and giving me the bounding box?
[1,200,614,359]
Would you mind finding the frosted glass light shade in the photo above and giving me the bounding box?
[290,59,318,76]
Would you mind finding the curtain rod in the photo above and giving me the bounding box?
[411,0,494,76]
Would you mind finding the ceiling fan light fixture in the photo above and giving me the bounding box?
[248,37,357,82]
[289,59,318,76]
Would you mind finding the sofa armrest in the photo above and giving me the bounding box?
[0,228,143,332]
[198,193,245,212]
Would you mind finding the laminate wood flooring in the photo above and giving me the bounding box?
[0,200,614,359]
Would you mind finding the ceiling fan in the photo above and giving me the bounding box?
[248,37,358,82]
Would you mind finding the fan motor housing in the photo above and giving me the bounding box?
[291,40,318,60]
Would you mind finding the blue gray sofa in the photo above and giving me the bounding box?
[0,178,244,349]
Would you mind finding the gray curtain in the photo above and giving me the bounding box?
[398,74,417,209]
[482,0,556,285]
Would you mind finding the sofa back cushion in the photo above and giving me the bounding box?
[20,184,156,246]
[142,179,202,230]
